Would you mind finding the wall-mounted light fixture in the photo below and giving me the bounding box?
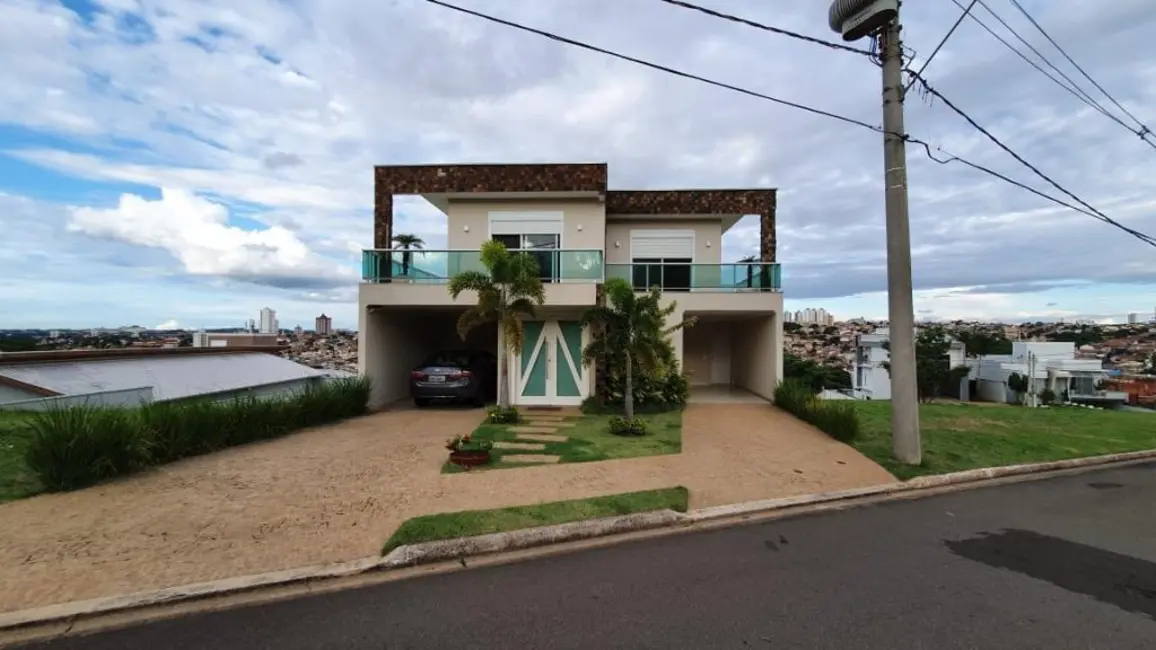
[706,241,713,248]
[463,225,470,232]
[577,224,584,232]
[614,241,621,248]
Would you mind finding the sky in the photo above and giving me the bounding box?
[1,0,1155,330]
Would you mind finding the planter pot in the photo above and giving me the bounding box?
[449,449,491,468]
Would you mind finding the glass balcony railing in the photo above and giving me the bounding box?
[605,263,782,292]
[362,249,604,283]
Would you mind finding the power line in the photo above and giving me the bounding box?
[950,0,1107,115]
[906,69,1156,247]
[904,0,978,92]
[653,0,874,57]
[1005,0,1154,141]
[974,0,1111,115]
[420,0,1156,248]
[955,0,1154,148]
[421,0,882,132]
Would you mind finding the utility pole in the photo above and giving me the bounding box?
[880,16,921,463]
[829,0,920,463]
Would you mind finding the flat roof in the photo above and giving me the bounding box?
[0,352,328,402]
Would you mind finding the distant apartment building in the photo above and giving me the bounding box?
[315,313,333,336]
[191,331,279,348]
[786,308,834,326]
[1128,313,1139,325]
[259,307,279,334]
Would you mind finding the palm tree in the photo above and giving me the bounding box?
[448,240,546,408]
[581,278,695,420]
[392,233,425,277]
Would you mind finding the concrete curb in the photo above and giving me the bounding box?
[4,448,1155,635]
[380,509,685,568]
[684,448,1156,523]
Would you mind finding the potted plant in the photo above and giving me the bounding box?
[446,434,494,468]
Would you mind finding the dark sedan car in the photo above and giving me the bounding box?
[410,350,497,407]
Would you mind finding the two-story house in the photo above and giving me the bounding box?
[358,162,784,409]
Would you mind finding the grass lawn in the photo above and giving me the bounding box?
[0,411,42,503]
[382,486,689,554]
[442,410,682,473]
[851,401,1156,480]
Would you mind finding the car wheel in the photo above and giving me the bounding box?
[414,398,429,408]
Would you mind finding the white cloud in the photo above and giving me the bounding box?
[154,319,180,329]
[0,0,1155,328]
[67,188,354,288]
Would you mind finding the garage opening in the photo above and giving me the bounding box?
[682,312,779,404]
[362,306,497,407]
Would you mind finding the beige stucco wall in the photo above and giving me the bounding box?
[682,320,734,386]
[730,314,782,400]
[445,199,606,250]
[359,308,432,408]
[604,219,723,264]
[360,281,597,309]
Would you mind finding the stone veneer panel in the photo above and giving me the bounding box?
[372,165,777,262]
[605,190,777,262]
[374,163,608,248]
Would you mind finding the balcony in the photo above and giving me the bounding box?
[605,263,782,292]
[360,249,604,308]
[361,249,604,283]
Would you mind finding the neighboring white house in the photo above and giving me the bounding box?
[968,341,1127,405]
[848,327,968,400]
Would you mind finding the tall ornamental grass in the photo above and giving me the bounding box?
[25,376,370,492]
[774,378,861,443]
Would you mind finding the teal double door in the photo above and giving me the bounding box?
[516,320,586,406]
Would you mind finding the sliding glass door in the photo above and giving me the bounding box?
[492,234,560,282]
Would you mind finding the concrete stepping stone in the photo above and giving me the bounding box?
[524,407,581,416]
[515,433,569,443]
[493,441,547,451]
[511,425,564,434]
[500,454,562,464]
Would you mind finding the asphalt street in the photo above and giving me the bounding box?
[16,462,1156,649]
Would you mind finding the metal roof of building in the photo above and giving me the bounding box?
[0,352,329,402]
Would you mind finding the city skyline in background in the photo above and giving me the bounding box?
[5,303,1155,333]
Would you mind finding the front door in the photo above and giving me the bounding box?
[517,320,585,406]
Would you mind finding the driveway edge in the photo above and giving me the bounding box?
[4,448,1155,636]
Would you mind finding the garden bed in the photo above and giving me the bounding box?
[10,377,371,495]
[441,410,683,474]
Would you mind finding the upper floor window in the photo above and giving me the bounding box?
[631,257,692,292]
[629,229,694,292]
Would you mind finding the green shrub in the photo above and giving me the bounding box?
[486,405,520,424]
[597,365,689,414]
[806,401,860,442]
[773,379,818,417]
[774,378,861,443]
[24,406,151,491]
[1039,388,1057,406]
[24,375,372,493]
[608,416,648,437]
